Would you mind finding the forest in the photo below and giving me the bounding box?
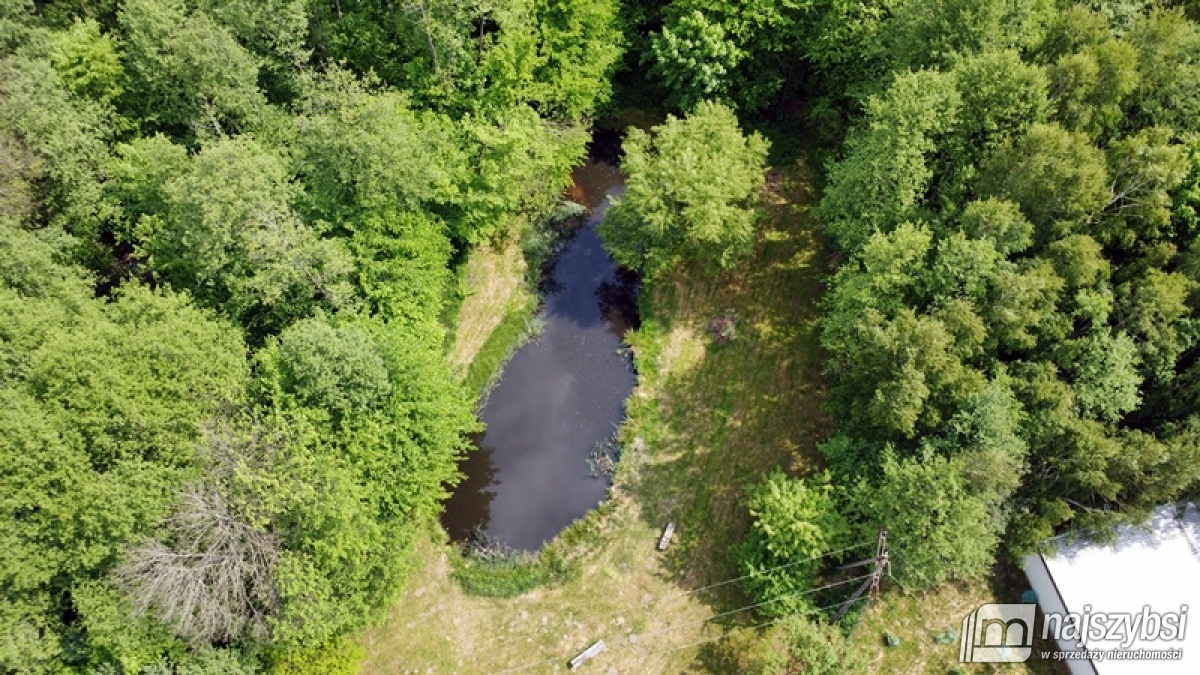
[2,0,1199,673]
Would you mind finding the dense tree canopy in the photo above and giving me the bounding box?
[3,0,1200,670]
[0,0,618,671]
[810,1,1200,583]
[600,100,768,277]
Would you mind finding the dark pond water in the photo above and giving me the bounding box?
[440,161,639,551]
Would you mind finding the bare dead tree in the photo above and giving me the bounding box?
[116,484,281,645]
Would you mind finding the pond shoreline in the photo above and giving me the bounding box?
[440,159,640,553]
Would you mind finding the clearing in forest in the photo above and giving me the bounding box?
[357,163,1042,673]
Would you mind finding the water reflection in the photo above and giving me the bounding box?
[440,437,499,542]
[440,161,638,551]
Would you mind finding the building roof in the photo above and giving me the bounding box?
[1025,503,1200,674]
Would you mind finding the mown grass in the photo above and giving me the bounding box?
[447,235,535,385]
[848,572,1066,674]
[462,305,541,400]
[357,162,1051,673]
[357,164,833,673]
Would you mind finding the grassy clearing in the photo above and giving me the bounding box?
[447,236,536,383]
[358,164,832,673]
[847,574,1062,674]
[358,163,1052,673]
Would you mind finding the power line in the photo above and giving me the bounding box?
[600,593,873,662]
[494,573,874,674]
[641,573,874,641]
[466,539,875,654]
[667,540,874,601]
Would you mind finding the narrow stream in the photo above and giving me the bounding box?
[440,161,639,551]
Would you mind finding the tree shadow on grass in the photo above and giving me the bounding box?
[614,164,835,645]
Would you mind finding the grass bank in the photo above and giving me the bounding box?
[446,234,537,395]
[358,162,1050,673]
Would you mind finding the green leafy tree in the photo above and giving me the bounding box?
[1099,126,1191,247]
[47,18,126,107]
[136,136,354,334]
[820,69,960,252]
[0,51,112,244]
[1047,38,1139,140]
[249,316,477,647]
[0,221,249,673]
[736,471,851,616]
[195,0,310,98]
[532,0,623,120]
[883,0,1055,72]
[958,198,1035,255]
[119,0,267,136]
[291,68,461,224]
[1069,330,1143,422]
[650,10,743,111]
[850,450,998,586]
[983,258,1066,352]
[952,50,1049,154]
[978,122,1110,244]
[1126,7,1200,132]
[600,100,768,277]
[757,615,868,675]
[105,134,189,241]
[256,319,392,426]
[1116,268,1195,382]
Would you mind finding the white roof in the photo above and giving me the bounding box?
[1034,503,1200,674]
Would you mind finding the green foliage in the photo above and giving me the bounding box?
[47,18,125,106]
[533,0,624,120]
[450,552,552,597]
[1126,7,1200,132]
[257,319,392,424]
[307,0,621,120]
[0,221,250,673]
[1069,330,1143,421]
[105,134,188,238]
[600,100,768,277]
[455,104,589,243]
[1100,126,1192,246]
[757,615,868,675]
[291,68,461,223]
[1047,36,1139,140]
[958,198,1034,256]
[650,10,742,111]
[820,69,960,252]
[850,450,998,587]
[463,300,541,398]
[119,0,267,136]
[0,49,113,244]
[952,50,1049,152]
[0,1,588,668]
[1116,268,1195,382]
[132,135,355,335]
[194,0,310,98]
[736,471,850,616]
[883,0,1055,72]
[270,637,365,675]
[979,122,1110,244]
[815,0,1200,578]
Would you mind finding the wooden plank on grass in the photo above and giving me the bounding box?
[658,522,676,550]
[568,640,605,670]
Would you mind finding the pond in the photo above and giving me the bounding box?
[440,160,639,551]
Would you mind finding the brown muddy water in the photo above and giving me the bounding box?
[440,161,639,551]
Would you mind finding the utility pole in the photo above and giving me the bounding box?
[833,529,889,623]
